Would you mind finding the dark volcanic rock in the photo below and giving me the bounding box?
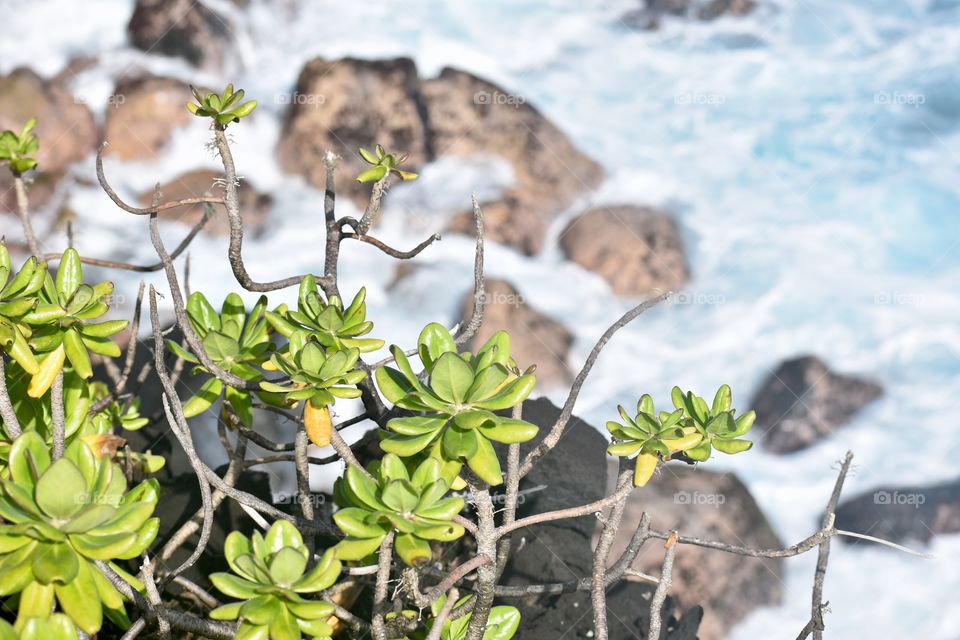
[560,205,689,296]
[608,462,782,640]
[623,0,756,29]
[459,279,572,388]
[753,356,883,454]
[128,0,235,70]
[835,477,960,545]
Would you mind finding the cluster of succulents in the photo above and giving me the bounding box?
[333,454,465,567]
[356,144,418,183]
[606,385,756,486]
[0,433,159,634]
[0,247,47,375]
[419,594,520,640]
[375,323,538,486]
[209,520,341,640]
[0,117,39,174]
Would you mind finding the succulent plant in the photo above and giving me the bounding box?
[0,432,159,634]
[333,454,465,567]
[21,249,127,398]
[209,520,341,640]
[605,395,704,487]
[375,323,538,486]
[0,246,46,375]
[0,117,39,174]
[266,277,384,353]
[168,292,271,426]
[0,614,79,640]
[417,595,520,640]
[187,84,257,127]
[670,384,755,461]
[3,368,92,445]
[356,145,418,183]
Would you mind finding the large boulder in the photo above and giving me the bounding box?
[276,57,428,199]
[754,356,883,454]
[497,398,702,639]
[104,76,195,161]
[127,0,235,70]
[423,68,604,255]
[276,59,604,255]
[0,68,97,174]
[137,169,272,235]
[459,279,572,388]
[560,205,689,296]
[835,477,960,545]
[607,462,783,640]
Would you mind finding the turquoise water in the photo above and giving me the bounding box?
[2,0,959,636]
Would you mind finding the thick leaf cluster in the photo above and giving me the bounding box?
[22,249,127,398]
[0,118,39,174]
[187,84,257,127]
[266,277,384,353]
[375,323,538,486]
[170,292,271,426]
[0,614,78,640]
[356,145,418,183]
[209,520,341,640]
[414,594,520,640]
[606,385,755,486]
[333,454,465,567]
[0,433,159,634]
[0,246,47,375]
[260,331,365,409]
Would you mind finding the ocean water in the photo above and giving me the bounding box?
[1,0,959,637]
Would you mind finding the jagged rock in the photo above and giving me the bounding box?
[0,68,97,173]
[127,0,235,70]
[276,57,428,199]
[754,356,883,454]
[623,0,756,29]
[607,462,782,640]
[835,477,960,545]
[498,398,702,639]
[422,68,604,255]
[560,205,689,296]
[459,279,572,388]
[104,76,195,161]
[137,169,272,235]
[276,59,604,254]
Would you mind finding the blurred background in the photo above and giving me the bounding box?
[1,0,958,637]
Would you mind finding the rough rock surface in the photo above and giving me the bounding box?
[276,59,604,254]
[423,68,605,254]
[0,68,97,173]
[276,57,428,199]
[607,462,783,640]
[104,76,195,161]
[497,398,702,639]
[753,355,883,454]
[459,279,572,388]
[835,477,960,545]
[560,205,689,296]
[137,169,272,235]
[127,0,234,70]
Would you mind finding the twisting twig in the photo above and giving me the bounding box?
[50,370,65,459]
[454,196,485,346]
[495,403,524,580]
[343,230,442,259]
[496,478,634,538]
[358,175,388,234]
[371,531,396,640]
[12,174,41,256]
[464,483,497,640]
[294,428,316,543]
[648,531,679,639]
[592,464,633,640]
[140,556,172,639]
[91,281,145,412]
[426,587,460,640]
[519,291,671,477]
